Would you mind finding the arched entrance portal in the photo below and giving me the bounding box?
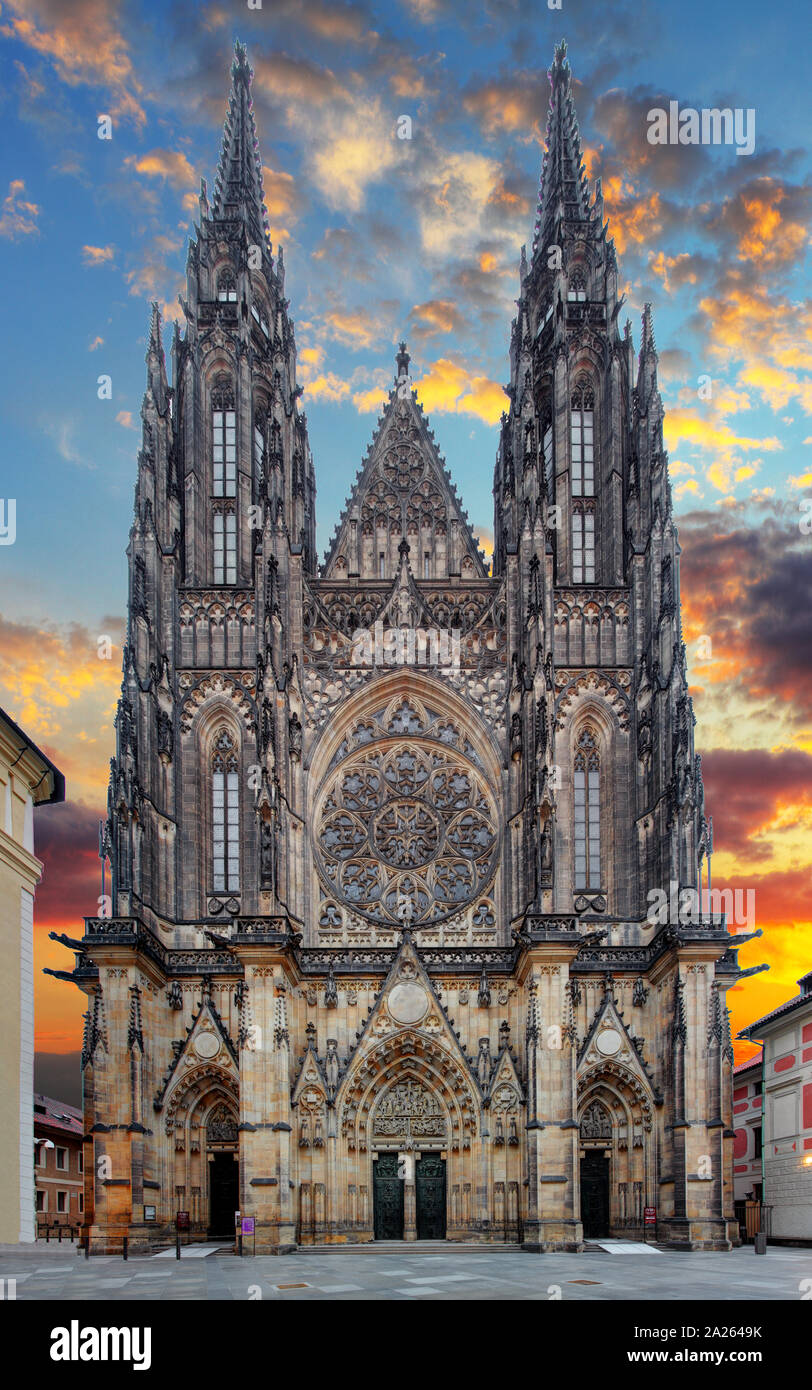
[579,1101,611,1238]
[206,1103,239,1238]
[371,1076,448,1240]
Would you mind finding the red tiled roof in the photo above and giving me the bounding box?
[33,1093,83,1139]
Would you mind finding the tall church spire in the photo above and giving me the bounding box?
[532,39,591,260]
[211,39,269,247]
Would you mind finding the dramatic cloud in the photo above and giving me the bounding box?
[416,358,506,424]
[1,0,146,126]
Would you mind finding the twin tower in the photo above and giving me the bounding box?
[62,41,744,1252]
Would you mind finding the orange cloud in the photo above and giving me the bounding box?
[409,299,466,338]
[82,243,114,266]
[416,358,506,425]
[0,613,123,806]
[124,148,196,189]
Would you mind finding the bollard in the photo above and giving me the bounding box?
[176,1233,181,1260]
[84,1234,90,1259]
[754,1232,767,1255]
[122,1236,128,1261]
[45,1225,50,1244]
[57,1224,63,1244]
[238,1234,243,1257]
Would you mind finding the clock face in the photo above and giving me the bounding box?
[596,1027,621,1057]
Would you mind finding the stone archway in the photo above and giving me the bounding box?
[337,1030,481,1241]
[162,1064,239,1238]
[577,1063,655,1237]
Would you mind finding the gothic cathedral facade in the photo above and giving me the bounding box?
[65,42,744,1252]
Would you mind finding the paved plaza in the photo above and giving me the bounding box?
[0,1240,809,1300]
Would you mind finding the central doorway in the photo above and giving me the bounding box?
[580,1150,610,1238]
[208,1153,238,1238]
[373,1152,447,1239]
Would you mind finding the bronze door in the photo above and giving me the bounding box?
[416,1153,446,1240]
[580,1150,610,1238]
[373,1153,404,1239]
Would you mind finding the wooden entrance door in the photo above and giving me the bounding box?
[373,1152,404,1239]
[416,1153,446,1240]
[580,1150,610,1238]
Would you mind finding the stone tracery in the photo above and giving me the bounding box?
[315,708,499,926]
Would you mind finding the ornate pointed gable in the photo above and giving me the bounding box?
[153,990,239,1111]
[578,983,661,1101]
[322,344,489,581]
[334,933,483,1154]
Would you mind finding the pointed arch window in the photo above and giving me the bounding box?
[211,384,236,498]
[216,270,237,302]
[568,271,587,302]
[574,726,601,890]
[572,503,595,583]
[571,379,595,496]
[212,729,239,892]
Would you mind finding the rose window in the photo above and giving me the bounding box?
[315,737,498,926]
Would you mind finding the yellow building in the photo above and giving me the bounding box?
[0,708,64,1242]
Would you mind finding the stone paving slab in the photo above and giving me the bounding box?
[0,1242,809,1300]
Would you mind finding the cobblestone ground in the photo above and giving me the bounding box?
[0,1240,810,1300]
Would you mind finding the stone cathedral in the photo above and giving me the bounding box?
[59,41,748,1253]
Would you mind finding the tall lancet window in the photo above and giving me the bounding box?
[570,378,595,496]
[212,384,236,497]
[572,504,595,583]
[574,726,601,890]
[213,509,237,584]
[253,408,266,492]
[212,729,239,892]
[542,415,554,503]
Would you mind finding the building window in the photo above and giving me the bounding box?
[542,419,554,503]
[212,729,239,893]
[253,414,265,490]
[36,1190,46,1213]
[574,726,601,890]
[424,552,430,579]
[216,270,237,302]
[379,551,385,578]
[78,1151,83,1174]
[78,1192,84,1213]
[753,1125,762,1159]
[56,1191,68,1214]
[212,405,236,497]
[572,506,595,584]
[213,511,237,584]
[56,1147,67,1171]
[567,271,587,302]
[571,380,595,496]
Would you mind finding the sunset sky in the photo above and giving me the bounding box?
[0,0,810,1084]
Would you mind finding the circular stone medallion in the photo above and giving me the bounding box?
[596,1027,621,1057]
[387,981,429,1025]
[193,1031,221,1060]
